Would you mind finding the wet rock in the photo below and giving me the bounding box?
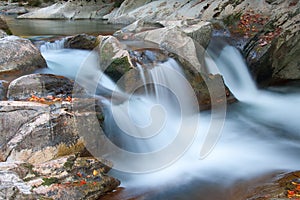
[0,36,47,81]
[18,0,115,19]
[7,73,86,101]
[97,35,134,82]
[65,34,98,50]
[246,171,300,200]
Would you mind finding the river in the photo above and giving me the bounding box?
[4,16,300,200]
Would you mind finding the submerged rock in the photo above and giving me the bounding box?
[0,36,47,82]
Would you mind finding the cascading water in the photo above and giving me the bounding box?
[38,39,300,199]
[206,39,258,101]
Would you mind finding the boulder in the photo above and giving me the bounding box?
[242,1,300,85]
[0,98,104,164]
[106,0,273,24]
[114,19,164,39]
[64,34,98,50]
[104,0,152,24]
[135,26,206,73]
[0,36,47,82]
[96,35,134,82]
[0,16,11,35]
[0,155,120,200]
[7,73,86,101]
[18,0,115,19]
[4,7,28,15]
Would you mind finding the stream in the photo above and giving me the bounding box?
[5,18,300,199]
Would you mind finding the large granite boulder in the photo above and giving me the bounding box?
[7,73,86,100]
[0,36,47,82]
[0,94,105,165]
[18,0,115,19]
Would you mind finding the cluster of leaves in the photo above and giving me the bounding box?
[258,27,282,47]
[286,179,300,198]
[28,94,72,103]
[61,169,102,187]
[232,10,269,38]
[228,10,282,47]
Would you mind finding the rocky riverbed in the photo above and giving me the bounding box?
[0,0,299,199]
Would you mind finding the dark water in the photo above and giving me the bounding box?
[2,15,123,37]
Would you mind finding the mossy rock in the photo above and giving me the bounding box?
[104,56,132,82]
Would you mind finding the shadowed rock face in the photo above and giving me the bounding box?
[0,16,11,35]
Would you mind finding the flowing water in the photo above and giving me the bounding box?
[38,38,300,199]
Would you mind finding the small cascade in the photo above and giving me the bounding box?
[206,40,258,101]
[103,58,198,157]
[40,38,66,52]
[135,63,149,95]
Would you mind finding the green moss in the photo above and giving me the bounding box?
[42,177,59,186]
[105,57,132,82]
[63,156,76,170]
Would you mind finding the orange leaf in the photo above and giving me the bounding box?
[80,180,86,185]
[77,172,82,177]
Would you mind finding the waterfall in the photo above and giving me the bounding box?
[101,58,200,173]
[40,38,66,52]
[206,40,258,101]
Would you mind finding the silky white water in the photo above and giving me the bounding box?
[39,41,300,197]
